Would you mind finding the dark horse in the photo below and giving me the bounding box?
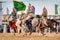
[46,19,59,33]
[39,17,59,35]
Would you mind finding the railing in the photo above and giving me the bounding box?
[2,22,8,24]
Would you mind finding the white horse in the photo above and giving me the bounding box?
[32,17,39,32]
[16,19,24,33]
[16,14,30,34]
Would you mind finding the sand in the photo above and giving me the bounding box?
[0,32,60,40]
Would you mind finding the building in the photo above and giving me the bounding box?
[0,1,3,25]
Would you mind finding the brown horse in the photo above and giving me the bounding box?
[46,19,59,33]
[46,19,54,33]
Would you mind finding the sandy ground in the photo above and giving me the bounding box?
[0,32,60,40]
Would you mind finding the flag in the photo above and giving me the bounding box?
[27,3,32,13]
[7,8,9,15]
[14,1,26,11]
[55,4,58,15]
[31,6,35,14]
[13,8,17,13]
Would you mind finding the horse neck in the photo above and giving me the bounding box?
[47,20,54,27]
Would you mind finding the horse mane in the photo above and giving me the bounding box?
[36,15,41,18]
[47,19,59,25]
[30,17,34,20]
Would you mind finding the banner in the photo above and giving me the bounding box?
[0,3,3,25]
[55,4,58,15]
[14,1,26,11]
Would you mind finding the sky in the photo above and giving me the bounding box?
[0,0,60,15]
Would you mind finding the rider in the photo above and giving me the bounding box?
[42,7,47,20]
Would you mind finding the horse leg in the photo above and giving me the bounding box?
[48,27,50,33]
[18,27,23,34]
[46,26,50,33]
[21,27,24,33]
[23,27,28,36]
[29,27,33,35]
[18,28,20,34]
[50,26,54,33]
[56,25,58,34]
[40,27,45,36]
[36,27,40,33]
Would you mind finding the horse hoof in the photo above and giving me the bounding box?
[19,33,20,34]
[23,34,27,36]
[29,33,32,35]
[42,34,46,36]
[14,33,15,36]
[56,32,58,34]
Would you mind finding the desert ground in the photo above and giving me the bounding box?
[0,32,60,40]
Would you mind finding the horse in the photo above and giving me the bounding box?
[24,15,48,35]
[16,19,24,33]
[16,14,27,34]
[46,19,59,33]
[23,15,40,35]
[39,16,59,35]
[31,15,41,33]
[39,16,48,35]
